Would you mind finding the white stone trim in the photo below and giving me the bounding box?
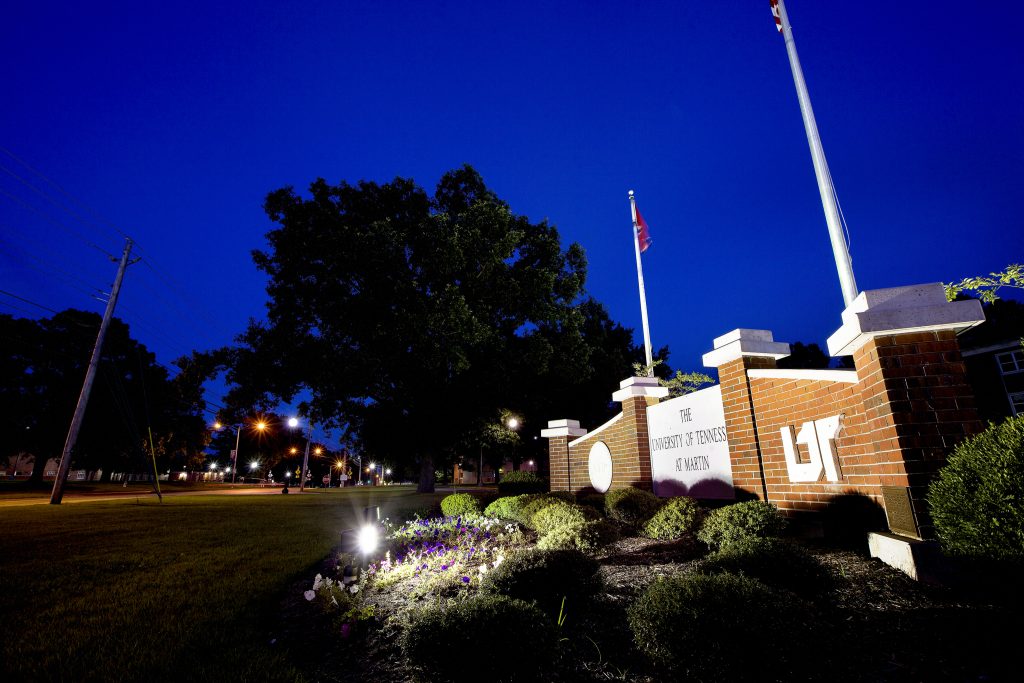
[747,368,859,384]
[569,412,622,447]
[826,284,985,357]
[702,328,791,368]
[541,418,588,438]
[611,375,668,401]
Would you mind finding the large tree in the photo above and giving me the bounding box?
[231,166,591,491]
[0,310,210,482]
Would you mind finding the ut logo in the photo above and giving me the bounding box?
[779,415,843,483]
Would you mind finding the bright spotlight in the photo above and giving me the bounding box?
[288,417,299,428]
[357,525,379,555]
[249,460,259,471]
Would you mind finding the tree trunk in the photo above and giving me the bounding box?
[417,454,435,493]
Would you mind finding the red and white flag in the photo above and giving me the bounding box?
[635,208,652,253]
[770,0,783,33]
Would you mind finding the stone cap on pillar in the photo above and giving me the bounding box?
[702,329,791,368]
[826,283,985,357]
[611,375,669,402]
[541,419,588,438]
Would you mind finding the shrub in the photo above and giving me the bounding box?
[928,416,1024,562]
[518,496,565,529]
[627,572,817,679]
[531,501,601,536]
[642,496,703,540]
[577,493,605,512]
[604,487,663,526]
[484,494,532,520]
[693,537,831,596]
[697,501,786,550]
[545,490,576,504]
[401,595,556,682]
[497,470,547,495]
[481,548,601,615]
[536,519,619,553]
[439,493,482,517]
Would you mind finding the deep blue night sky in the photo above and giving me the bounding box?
[2,1,1022,438]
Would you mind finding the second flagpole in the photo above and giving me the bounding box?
[629,190,654,374]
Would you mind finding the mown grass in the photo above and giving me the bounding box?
[0,487,441,681]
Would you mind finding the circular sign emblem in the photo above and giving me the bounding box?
[588,441,613,493]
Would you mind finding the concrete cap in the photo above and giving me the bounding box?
[702,328,791,368]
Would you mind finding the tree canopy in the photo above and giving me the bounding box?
[229,166,651,490]
[0,310,210,481]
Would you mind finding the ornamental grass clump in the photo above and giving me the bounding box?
[642,496,703,540]
[481,547,602,616]
[401,595,556,683]
[604,487,663,526]
[927,415,1024,563]
[440,492,483,517]
[693,536,832,596]
[627,572,818,680]
[697,500,786,550]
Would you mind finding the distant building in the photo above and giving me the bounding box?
[959,300,1024,421]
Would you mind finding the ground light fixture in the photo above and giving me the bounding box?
[357,525,379,555]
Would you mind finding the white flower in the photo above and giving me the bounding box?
[493,555,504,568]
[331,596,339,606]
[349,585,359,594]
[303,590,316,601]
[478,564,488,575]
[312,573,323,590]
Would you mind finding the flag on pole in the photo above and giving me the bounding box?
[635,208,652,253]
[770,0,783,33]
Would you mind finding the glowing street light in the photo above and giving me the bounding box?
[287,417,299,428]
[214,419,268,483]
[507,417,519,430]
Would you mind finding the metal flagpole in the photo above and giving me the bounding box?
[775,0,858,306]
[628,190,654,374]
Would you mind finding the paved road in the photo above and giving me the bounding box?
[0,485,310,508]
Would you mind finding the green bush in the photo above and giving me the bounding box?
[483,494,532,520]
[642,496,703,540]
[401,595,556,682]
[439,493,482,517]
[531,501,601,536]
[604,487,663,526]
[536,519,619,553]
[497,470,547,495]
[627,573,817,679]
[928,416,1024,562]
[518,496,565,529]
[481,548,601,615]
[697,501,786,550]
[693,537,831,596]
[577,493,605,512]
[545,490,576,504]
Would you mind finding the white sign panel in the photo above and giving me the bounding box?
[646,385,734,499]
[588,441,613,493]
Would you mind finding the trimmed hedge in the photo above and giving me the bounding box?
[627,572,817,679]
[693,536,832,596]
[483,494,532,521]
[481,548,601,615]
[401,595,556,682]
[697,501,786,550]
[536,518,619,554]
[531,501,601,536]
[642,496,703,540]
[604,487,663,526]
[440,493,482,517]
[519,496,565,529]
[928,415,1024,562]
[497,470,547,495]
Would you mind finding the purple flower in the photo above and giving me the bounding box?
[441,564,448,570]
[461,576,470,583]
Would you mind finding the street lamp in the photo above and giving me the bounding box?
[214,419,267,484]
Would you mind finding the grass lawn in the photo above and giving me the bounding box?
[0,487,442,681]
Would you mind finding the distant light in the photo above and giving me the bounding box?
[290,447,298,455]
[528,460,534,466]
[213,421,223,430]
[335,460,343,469]
[249,460,259,471]
[285,472,291,478]
[385,468,392,475]
[288,417,299,428]
[357,525,379,555]
[507,417,519,430]
[365,467,371,473]
[314,447,323,456]
[255,421,267,431]
[209,463,218,471]
[368,462,375,469]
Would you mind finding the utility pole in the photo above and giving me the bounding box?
[50,238,136,504]
[299,423,313,492]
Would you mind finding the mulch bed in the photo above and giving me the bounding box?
[271,536,1016,682]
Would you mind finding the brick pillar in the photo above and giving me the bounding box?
[610,377,669,490]
[828,284,985,538]
[541,419,586,492]
[703,329,792,501]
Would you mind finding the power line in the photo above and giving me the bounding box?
[0,187,116,259]
[0,288,63,315]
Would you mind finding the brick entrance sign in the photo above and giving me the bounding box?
[544,284,985,543]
